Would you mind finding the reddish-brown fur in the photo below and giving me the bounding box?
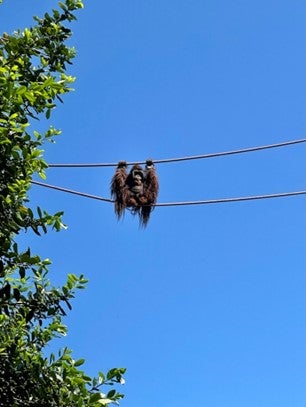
[110,160,159,227]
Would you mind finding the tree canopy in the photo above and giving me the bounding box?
[0,1,125,405]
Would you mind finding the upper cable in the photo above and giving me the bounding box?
[47,138,306,168]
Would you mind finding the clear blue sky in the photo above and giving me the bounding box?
[1,1,305,406]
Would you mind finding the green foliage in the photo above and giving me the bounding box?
[0,1,125,405]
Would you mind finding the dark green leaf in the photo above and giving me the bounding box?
[19,267,26,278]
[107,389,116,398]
[74,358,85,367]
[26,309,34,323]
[13,288,21,301]
[89,393,102,403]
